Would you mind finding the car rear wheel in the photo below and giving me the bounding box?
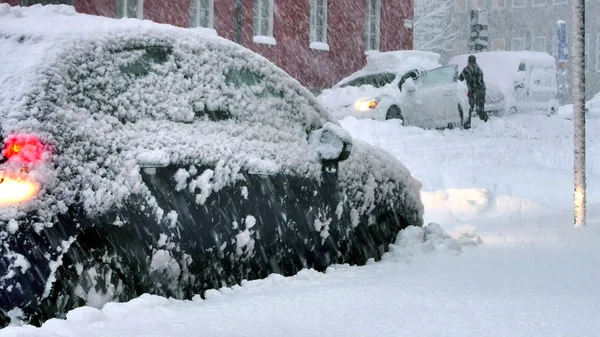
[37,226,146,324]
[548,107,556,116]
[385,105,404,121]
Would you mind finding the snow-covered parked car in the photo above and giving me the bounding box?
[0,4,424,326]
[318,50,469,129]
[449,51,559,116]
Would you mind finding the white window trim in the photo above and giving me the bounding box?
[596,34,600,72]
[532,36,546,52]
[365,0,381,51]
[511,37,525,50]
[190,0,215,29]
[491,38,506,51]
[253,0,275,45]
[117,0,144,19]
[532,0,546,6]
[310,0,329,50]
[491,0,506,9]
[553,0,568,5]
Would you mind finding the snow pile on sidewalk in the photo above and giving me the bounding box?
[383,223,482,263]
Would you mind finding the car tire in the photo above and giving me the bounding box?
[385,105,404,121]
[548,107,557,116]
[37,226,145,323]
[509,106,518,115]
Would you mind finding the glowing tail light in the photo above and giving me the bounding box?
[0,177,40,205]
[3,134,45,164]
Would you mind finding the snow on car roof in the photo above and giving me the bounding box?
[448,51,556,94]
[334,50,442,88]
[0,4,340,223]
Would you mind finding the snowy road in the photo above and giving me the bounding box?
[3,112,600,337]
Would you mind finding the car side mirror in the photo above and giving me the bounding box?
[403,77,417,93]
[309,122,352,163]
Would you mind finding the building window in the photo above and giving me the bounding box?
[116,0,143,19]
[511,37,526,50]
[532,36,546,51]
[455,0,467,11]
[190,0,214,29]
[310,0,328,47]
[532,0,546,6]
[491,38,505,51]
[365,0,381,51]
[253,0,274,41]
[553,0,568,4]
[21,0,73,4]
[471,0,486,8]
[491,0,506,8]
[512,0,527,7]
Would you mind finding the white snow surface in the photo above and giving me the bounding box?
[3,105,600,335]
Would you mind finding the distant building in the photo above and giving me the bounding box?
[450,0,600,101]
[3,0,414,91]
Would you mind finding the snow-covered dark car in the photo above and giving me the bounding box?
[0,4,424,326]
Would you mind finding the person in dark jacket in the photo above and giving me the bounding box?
[459,55,489,125]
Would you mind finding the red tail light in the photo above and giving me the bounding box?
[467,91,470,97]
[3,134,45,164]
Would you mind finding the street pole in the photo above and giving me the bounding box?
[572,0,586,227]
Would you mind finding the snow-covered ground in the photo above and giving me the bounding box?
[3,110,600,337]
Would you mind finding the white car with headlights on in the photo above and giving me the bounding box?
[319,51,469,129]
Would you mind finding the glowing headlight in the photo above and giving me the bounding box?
[355,98,379,111]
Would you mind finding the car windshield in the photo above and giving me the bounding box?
[417,66,456,87]
[339,72,397,88]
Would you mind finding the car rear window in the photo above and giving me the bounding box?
[340,73,397,88]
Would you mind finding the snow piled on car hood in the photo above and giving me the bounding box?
[334,50,441,89]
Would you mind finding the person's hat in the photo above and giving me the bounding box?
[468,55,476,62]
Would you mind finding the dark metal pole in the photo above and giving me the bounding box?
[235,0,243,45]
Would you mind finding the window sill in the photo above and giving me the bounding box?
[253,35,276,46]
[310,42,330,51]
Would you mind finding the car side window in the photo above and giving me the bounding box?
[118,46,172,77]
[417,66,456,88]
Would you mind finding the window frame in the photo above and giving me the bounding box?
[253,0,275,41]
[190,0,215,29]
[511,37,526,51]
[310,0,329,49]
[365,0,381,51]
[532,0,546,6]
[553,0,568,5]
[116,0,144,19]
